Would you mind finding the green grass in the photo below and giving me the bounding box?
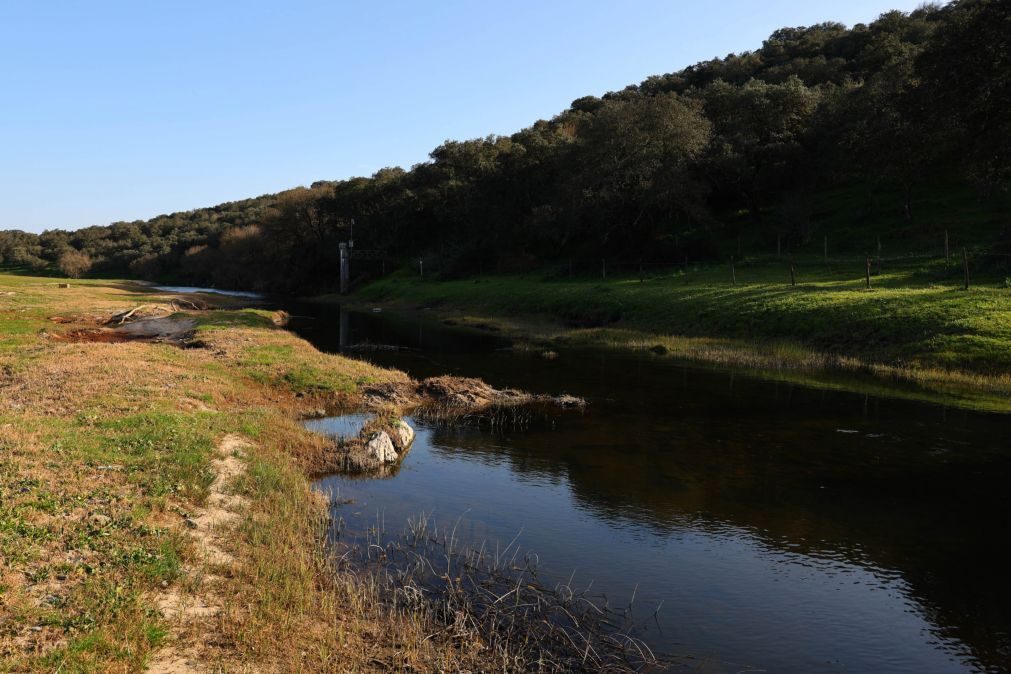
[353,254,1011,410]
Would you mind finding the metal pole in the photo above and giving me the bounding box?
[339,243,349,295]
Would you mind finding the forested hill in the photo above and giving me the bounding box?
[2,0,1009,292]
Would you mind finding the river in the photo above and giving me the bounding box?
[284,304,1010,672]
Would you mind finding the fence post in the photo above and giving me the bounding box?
[865,255,871,289]
[963,248,970,290]
[730,255,737,285]
[790,258,796,287]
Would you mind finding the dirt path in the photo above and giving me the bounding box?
[146,435,250,673]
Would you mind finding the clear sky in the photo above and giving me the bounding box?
[1,0,926,233]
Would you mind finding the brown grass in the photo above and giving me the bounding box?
[2,274,567,672]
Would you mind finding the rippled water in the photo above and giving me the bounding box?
[289,306,1011,672]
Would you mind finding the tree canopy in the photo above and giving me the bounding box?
[2,0,1008,291]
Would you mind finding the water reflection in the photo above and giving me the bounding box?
[293,306,1011,672]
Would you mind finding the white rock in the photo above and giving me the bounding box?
[393,419,415,450]
[365,432,398,463]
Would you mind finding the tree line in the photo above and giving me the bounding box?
[2,0,1008,291]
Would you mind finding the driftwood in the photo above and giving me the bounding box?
[170,298,205,311]
[107,305,150,325]
[106,304,175,325]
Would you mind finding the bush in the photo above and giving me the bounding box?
[57,250,92,279]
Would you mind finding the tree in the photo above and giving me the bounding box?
[701,76,820,223]
[916,0,1011,194]
[57,250,92,278]
[566,92,712,254]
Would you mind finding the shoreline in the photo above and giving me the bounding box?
[324,273,1011,415]
[0,272,642,672]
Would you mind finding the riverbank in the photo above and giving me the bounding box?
[347,258,1011,413]
[0,272,564,671]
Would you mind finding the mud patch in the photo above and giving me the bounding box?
[52,316,198,345]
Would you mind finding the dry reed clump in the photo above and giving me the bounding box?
[324,512,665,673]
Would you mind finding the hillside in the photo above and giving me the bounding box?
[2,0,1009,294]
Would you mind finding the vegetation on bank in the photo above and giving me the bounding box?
[0,271,519,672]
[2,1,1009,295]
[351,254,1011,412]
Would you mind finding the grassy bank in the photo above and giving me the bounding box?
[350,255,1011,413]
[0,272,491,672]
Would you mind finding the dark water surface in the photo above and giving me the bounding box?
[286,305,1011,672]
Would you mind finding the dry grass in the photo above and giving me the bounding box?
[0,272,556,672]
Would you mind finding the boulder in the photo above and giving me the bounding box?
[365,432,398,464]
[392,419,415,450]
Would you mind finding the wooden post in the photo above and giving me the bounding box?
[944,230,950,265]
[865,255,871,289]
[730,256,737,285]
[962,248,970,290]
[790,258,796,286]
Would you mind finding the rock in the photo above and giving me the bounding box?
[392,419,415,450]
[365,432,398,463]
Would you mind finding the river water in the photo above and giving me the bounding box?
[283,305,1010,672]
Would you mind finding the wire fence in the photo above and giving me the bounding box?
[392,246,1011,291]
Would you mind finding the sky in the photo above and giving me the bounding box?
[0,0,926,233]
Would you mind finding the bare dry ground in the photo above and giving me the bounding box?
[0,273,501,672]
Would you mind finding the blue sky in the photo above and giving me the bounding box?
[1,0,925,233]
